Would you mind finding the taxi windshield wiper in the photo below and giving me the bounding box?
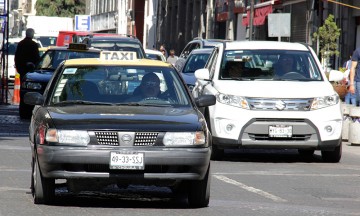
[54,100,114,106]
[115,102,172,107]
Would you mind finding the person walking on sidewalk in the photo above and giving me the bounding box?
[344,52,357,105]
[166,49,178,66]
[14,28,40,82]
[349,49,360,106]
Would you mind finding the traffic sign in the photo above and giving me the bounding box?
[75,15,91,31]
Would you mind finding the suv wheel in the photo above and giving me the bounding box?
[321,143,342,163]
[19,100,33,119]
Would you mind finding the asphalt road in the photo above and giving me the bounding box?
[1,106,360,216]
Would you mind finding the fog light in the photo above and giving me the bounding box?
[325,125,333,133]
[226,124,235,132]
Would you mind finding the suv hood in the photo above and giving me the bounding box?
[25,70,54,82]
[215,81,336,98]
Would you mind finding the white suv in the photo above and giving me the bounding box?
[193,41,343,162]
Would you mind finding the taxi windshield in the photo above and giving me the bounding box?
[220,50,323,81]
[49,65,192,107]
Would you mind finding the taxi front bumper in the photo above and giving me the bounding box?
[36,145,211,181]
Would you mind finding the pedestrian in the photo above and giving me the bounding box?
[344,52,357,105]
[14,28,40,82]
[343,54,352,69]
[159,44,168,58]
[348,49,360,106]
[166,49,178,66]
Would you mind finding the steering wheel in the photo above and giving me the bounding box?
[281,72,306,79]
[141,97,161,101]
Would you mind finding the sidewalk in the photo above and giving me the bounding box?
[0,104,29,137]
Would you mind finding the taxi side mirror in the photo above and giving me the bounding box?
[195,95,216,107]
[24,92,44,105]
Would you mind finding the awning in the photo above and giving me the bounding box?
[242,4,273,26]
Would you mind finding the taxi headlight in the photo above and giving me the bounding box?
[22,81,42,90]
[163,132,206,146]
[216,93,249,109]
[311,94,339,110]
[45,129,90,146]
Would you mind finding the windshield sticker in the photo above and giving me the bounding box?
[63,68,77,74]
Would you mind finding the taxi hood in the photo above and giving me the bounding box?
[46,105,203,131]
[215,80,336,98]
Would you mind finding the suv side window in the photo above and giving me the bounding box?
[206,47,219,79]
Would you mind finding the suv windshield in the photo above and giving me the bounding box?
[37,50,100,70]
[220,50,323,81]
[50,65,191,107]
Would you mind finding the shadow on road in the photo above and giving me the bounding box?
[215,149,324,163]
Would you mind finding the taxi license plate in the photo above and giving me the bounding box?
[269,125,292,138]
[110,152,144,170]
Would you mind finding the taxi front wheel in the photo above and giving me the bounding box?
[32,155,55,204]
[188,165,210,208]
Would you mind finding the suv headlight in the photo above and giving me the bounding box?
[216,93,250,109]
[311,94,339,110]
[22,81,42,90]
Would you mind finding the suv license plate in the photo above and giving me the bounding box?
[269,125,292,138]
[110,152,144,170]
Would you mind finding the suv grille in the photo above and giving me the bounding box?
[247,98,313,111]
[94,131,159,146]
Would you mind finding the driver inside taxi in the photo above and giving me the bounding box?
[130,72,161,101]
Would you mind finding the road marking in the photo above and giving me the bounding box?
[213,171,360,177]
[213,174,287,202]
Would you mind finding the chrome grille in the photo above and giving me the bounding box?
[94,131,159,146]
[247,98,313,111]
[95,131,119,146]
[134,132,158,146]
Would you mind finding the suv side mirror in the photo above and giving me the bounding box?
[26,62,36,71]
[194,68,210,80]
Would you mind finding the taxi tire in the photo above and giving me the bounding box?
[321,143,342,163]
[188,165,210,208]
[19,100,33,119]
[32,156,55,204]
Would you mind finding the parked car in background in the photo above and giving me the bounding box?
[5,37,42,83]
[145,49,166,62]
[193,41,343,162]
[24,51,216,207]
[179,37,229,59]
[82,34,146,59]
[19,43,101,119]
[176,48,212,91]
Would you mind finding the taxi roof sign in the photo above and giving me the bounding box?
[68,43,88,50]
[100,51,137,61]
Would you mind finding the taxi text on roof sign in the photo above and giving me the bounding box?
[100,51,137,61]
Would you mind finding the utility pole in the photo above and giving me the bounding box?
[249,0,254,40]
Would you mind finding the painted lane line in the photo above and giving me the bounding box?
[213,174,287,203]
